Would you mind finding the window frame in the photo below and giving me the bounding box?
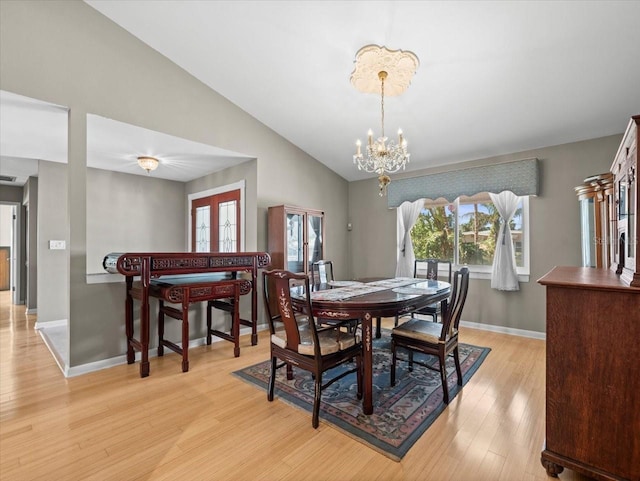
[413,195,530,282]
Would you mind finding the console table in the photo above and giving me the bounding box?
[104,251,270,377]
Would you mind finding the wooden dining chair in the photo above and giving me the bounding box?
[394,258,453,327]
[311,259,334,288]
[390,266,469,404]
[262,269,363,428]
[311,259,359,333]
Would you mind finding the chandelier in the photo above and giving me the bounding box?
[351,45,419,196]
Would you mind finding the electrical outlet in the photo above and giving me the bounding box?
[49,240,66,250]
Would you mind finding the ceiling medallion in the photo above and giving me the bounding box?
[351,45,419,196]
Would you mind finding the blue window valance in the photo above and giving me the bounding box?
[387,158,539,208]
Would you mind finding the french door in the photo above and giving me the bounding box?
[191,189,241,253]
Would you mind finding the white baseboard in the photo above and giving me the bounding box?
[37,327,68,375]
[64,325,267,378]
[34,318,67,330]
[26,307,37,315]
[460,320,546,340]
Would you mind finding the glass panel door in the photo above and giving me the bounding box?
[218,199,237,253]
[191,189,240,252]
[307,214,323,266]
[195,205,211,252]
[286,213,304,272]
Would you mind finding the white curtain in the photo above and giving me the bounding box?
[489,191,520,291]
[395,199,424,278]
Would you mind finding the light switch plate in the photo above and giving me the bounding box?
[49,240,66,250]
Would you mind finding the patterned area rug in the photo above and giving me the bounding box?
[233,330,490,460]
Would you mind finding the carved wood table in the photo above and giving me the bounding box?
[293,278,451,415]
[104,251,270,377]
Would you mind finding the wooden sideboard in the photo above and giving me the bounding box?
[538,266,640,481]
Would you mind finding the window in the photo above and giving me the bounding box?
[410,193,529,278]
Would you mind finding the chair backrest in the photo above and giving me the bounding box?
[414,258,452,283]
[440,267,470,340]
[263,269,320,355]
[311,260,334,287]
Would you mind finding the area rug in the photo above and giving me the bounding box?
[233,330,490,461]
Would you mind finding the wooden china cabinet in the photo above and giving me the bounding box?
[267,205,324,275]
[539,116,640,481]
[574,172,614,269]
[611,115,640,287]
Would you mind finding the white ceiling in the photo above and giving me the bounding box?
[2,1,640,187]
[0,91,252,186]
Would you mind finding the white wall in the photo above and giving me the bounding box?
[0,205,12,245]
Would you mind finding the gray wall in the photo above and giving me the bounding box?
[1,0,620,369]
[23,176,37,311]
[87,168,186,274]
[1,0,348,367]
[37,161,68,322]
[348,134,622,333]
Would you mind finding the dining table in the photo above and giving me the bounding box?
[293,277,451,415]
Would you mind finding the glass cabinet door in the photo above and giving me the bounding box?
[307,214,323,266]
[286,212,304,273]
[579,197,596,267]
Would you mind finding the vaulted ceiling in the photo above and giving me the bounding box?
[2,1,640,187]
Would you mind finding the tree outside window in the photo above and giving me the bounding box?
[410,194,524,268]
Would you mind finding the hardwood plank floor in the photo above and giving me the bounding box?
[0,291,593,481]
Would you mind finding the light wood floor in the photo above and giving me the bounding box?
[0,290,592,481]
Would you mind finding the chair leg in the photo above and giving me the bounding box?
[408,350,414,372]
[375,317,381,338]
[267,356,277,402]
[394,315,399,327]
[439,354,450,404]
[390,340,397,386]
[453,346,462,386]
[312,372,322,429]
[356,354,363,400]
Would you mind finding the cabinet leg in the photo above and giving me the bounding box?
[541,457,564,478]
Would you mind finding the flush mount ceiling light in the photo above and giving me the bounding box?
[351,45,419,196]
[137,156,159,174]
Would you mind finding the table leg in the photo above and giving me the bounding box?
[139,294,150,378]
[362,312,373,415]
[125,278,135,365]
[181,292,189,372]
[232,287,240,357]
[250,275,258,346]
